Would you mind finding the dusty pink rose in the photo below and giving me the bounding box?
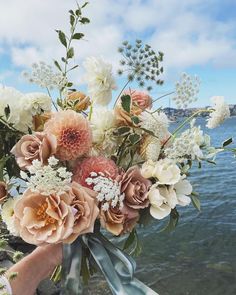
[0,181,7,204]
[73,156,118,188]
[121,166,151,209]
[100,204,139,236]
[126,89,152,110]
[11,133,57,170]
[115,89,152,126]
[44,110,92,161]
[64,182,99,243]
[14,189,75,245]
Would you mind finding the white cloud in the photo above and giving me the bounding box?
[0,0,235,72]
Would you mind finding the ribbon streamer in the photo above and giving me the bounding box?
[61,233,159,295]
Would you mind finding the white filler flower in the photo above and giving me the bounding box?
[84,57,116,105]
[206,96,230,129]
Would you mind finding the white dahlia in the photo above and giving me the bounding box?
[84,57,116,105]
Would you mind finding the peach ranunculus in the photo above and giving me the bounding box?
[44,110,92,161]
[64,182,99,243]
[115,89,152,126]
[100,204,139,236]
[0,181,7,204]
[14,189,75,245]
[73,156,119,188]
[121,166,151,209]
[11,133,57,170]
[67,91,91,111]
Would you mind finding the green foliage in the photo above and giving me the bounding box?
[160,208,179,233]
[222,137,233,147]
[191,193,201,211]
[121,94,131,113]
[123,229,142,257]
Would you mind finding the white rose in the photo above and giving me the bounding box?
[174,178,192,206]
[153,158,181,185]
[21,92,51,115]
[141,160,156,179]
[148,185,178,220]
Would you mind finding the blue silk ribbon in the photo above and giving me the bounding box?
[61,233,159,295]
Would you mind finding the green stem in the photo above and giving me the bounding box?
[0,117,24,134]
[88,104,93,120]
[152,91,175,104]
[46,87,58,111]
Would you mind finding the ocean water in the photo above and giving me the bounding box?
[87,116,236,295]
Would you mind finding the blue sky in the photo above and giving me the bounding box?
[0,0,235,108]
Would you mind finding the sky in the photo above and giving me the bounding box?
[0,0,236,108]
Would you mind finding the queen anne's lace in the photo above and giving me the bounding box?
[206,96,230,129]
[20,157,72,195]
[22,62,67,90]
[85,172,124,211]
[173,73,200,109]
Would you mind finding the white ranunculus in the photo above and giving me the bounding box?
[206,96,230,129]
[1,197,19,236]
[153,158,181,185]
[90,106,116,143]
[21,92,51,115]
[140,160,156,179]
[84,57,116,106]
[174,178,192,206]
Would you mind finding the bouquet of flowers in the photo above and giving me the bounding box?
[0,2,235,295]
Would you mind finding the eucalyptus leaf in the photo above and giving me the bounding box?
[81,2,89,8]
[129,133,141,144]
[54,60,62,71]
[70,15,75,27]
[115,126,131,136]
[79,17,90,24]
[131,116,140,125]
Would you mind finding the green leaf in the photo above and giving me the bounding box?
[57,30,67,47]
[191,194,201,211]
[205,159,216,165]
[67,47,74,59]
[123,229,142,257]
[81,2,89,8]
[131,116,140,125]
[75,9,81,16]
[67,82,73,87]
[4,105,10,119]
[72,33,84,40]
[70,15,75,27]
[81,254,90,285]
[54,60,62,71]
[79,17,90,24]
[115,126,131,136]
[160,209,179,233]
[129,133,141,144]
[0,156,10,181]
[222,137,233,147]
[69,9,75,15]
[121,94,131,113]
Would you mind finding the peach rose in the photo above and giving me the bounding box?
[64,182,99,243]
[0,181,7,204]
[14,190,75,245]
[11,132,57,170]
[121,166,151,209]
[115,90,152,126]
[100,204,139,236]
[67,91,91,111]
